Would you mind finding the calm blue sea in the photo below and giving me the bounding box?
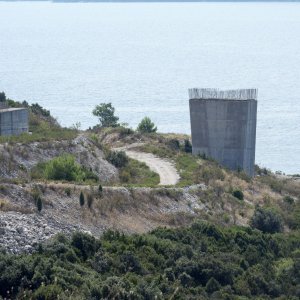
[0,2,299,173]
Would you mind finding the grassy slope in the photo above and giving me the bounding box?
[115,131,300,231]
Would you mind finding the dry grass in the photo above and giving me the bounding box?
[0,198,32,214]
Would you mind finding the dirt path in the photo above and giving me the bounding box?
[113,143,180,185]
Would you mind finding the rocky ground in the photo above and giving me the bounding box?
[0,181,253,254]
[0,134,118,182]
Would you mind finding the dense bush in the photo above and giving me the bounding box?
[0,222,299,299]
[137,117,157,133]
[167,139,180,151]
[250,206,283,233]
[44,155,84,181]
[32,155,98,183]
[106,151,129,168]
[232,189,244,200]
[184,139,192,153]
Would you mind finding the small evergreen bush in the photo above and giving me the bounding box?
[87,194,94,209]
[250,206,283,233]
[184,139,192,153]
[168,139,180,151]
[137,117,157,133]
[65,187,71,196]
[232,189,244,200]
[283,195,294,205]
[79,191,85,207]
[106,151,128,168]
[36,196,42,212]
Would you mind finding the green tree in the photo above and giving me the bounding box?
[92,103,119,128]
[79,191,85,207]
[0,92,6,102]
[137,117,157,133]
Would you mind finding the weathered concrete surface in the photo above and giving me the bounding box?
[189,98,257,176]
[0,108,28,136]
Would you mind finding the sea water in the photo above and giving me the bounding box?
[0,2,299,173]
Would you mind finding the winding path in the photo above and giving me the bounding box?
[113,143,180,186]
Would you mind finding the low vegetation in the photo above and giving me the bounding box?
[0,222,299,299]
[119,159,160,186]
[106,150,129,168]
[31,154,98,183]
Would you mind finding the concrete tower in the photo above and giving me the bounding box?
[189,88,257,176]
[0,107,29,136]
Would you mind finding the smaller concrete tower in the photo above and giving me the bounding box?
[0,107,29,136]
[189,88,257,176]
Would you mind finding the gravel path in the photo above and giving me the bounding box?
[113,143,180,185]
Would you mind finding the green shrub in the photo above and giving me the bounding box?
[250,207,283,233]
[137,117,157,133]
[32,155,98,182]
[198,165,225,184]
[283,195,295,205]
[184,139,192,153]
[232,189,244,200]
[87,193,94,209]
[31,187,41,202]
[106,151,128,168]
[117,126,134,137]
[33,284,63,300]
[44,155,85,181]
[71,232,100,260]
[168,139,180,151]
[118,159,160,186]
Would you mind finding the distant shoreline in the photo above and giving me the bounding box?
[1,0,300,3]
